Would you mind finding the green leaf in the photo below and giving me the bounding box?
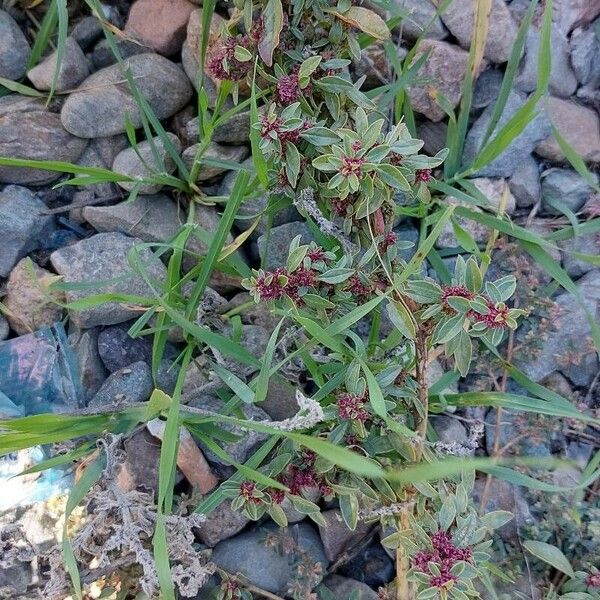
[523,540,574,578]
[386,300,416,339]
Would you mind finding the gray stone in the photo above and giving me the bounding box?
[70,328,108,400]
[185,111,252,145]
[416,120,447,156]
[27,37,89,92]
[392,0,447,41]
[393,223,419,263]
[508,156,541,208]
[407,39,470,122]
[70,16,103,50]
[516,25,577,97]
[49,232,167,328]
[182,142,247,181]
[98,323,154,372]
[485,408,551,458]
[535,97,600,164]
[61,53,193,138]
[318,509,374,562]
[0,186,54,278]
[211,522,329,595]
[440,0,517,63]
[194,499,250,547]
[463,90,551,177]
[0,111,88,185]
[431,416,469,446]
[187,394,269,477]
[473,68,503,109]
[0,10,30,80]
[541,168,597,216]
[570,23,600,88]
[219,323,270,378]
[91,38,147,69]
[88,361,153,407]
[518,270,600,386]
[257,222,314,270]
[338,540,394,588]
[112,133,182,194]
[319,575,379,600]
[117,428,161,492]
[566,441,593,469]
[0,315,9,340]
[553,0,600,34]
[259,376,300,421]
[0,94,46,117]
[560,233,600,279]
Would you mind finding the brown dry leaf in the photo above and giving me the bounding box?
[328,7,391,41]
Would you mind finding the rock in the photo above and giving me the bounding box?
[0,94,46,117]
[27,37,89,92]
[416,121,448,156]
[3,259,64,335]
[338,540,394,588]
[319,575,379,600]
[535,97,600,164]
[91,38,147,69]
[49,232,167,328]
[436,178,516,248]
[222,324,271,378]
[570,23,600,88]
[566,441,593,468]
[560,232,600,279]
[0,315,9,340]
[61,53,193,138]
[125,0,195,56]
[257,222,314,270]
[194,499,250,547]
[541,168,597,216]
[70,328,108,400]
[353,44,393,89]
[88,361,153,407]
[393,223,419,263]
[318,509,374,562]
[0,111,88,184]
[182,142,247,181]
[211,522,329,595]
[70,16,103,50]
[97,322,154,372]
[516,25,577,98]
[463,90,551,177]
[112,133,182,194]
[440,0,517,63]
[407,39,470,122]
[553,0,600,34]
[392,0,447,41]
[187,394,269,477]
[0,186,54,278]
[183,110,252,145]
[431,416,469,446]
[116,428,161,492]
[0,10,31,80]
[473,68,503,109]
[259,377,300,421]
[508,156,541,208]
[517,271,600,386]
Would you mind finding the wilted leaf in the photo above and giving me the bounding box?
[258,0,284,66]
[328,6,390,41]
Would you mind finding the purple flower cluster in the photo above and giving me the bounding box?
[337,392,369,423]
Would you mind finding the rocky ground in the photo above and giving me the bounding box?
[0,0,599,598]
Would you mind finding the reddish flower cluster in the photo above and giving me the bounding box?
[307,247,326,262]
[239,481,261,504]
[346,274,372,299]
[253,260,323,303]
[337,392,369,422]
[276,70,301,105]
[412,531,472,589]
[268,487,286,505]
[255,268,288,301]
[340,155,365,178]
[260,114,311,146]
[380,231,397,252]
[415,168,432,183]
[331,196,351,216]
[586,572,600,588]
[206,36,252,81]
[470,299,510,329]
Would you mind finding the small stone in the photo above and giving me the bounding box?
[70,16,103,50]
[553,0,600,34]
[318,509,374,562]
[353,44,393,89]
[541,168,598,216]
[0,9,31,80]
[473,68,503,109]
[416,121,448,156]
[0,315,9,340]
[393,223,419,263]
[4,258,64,335]
[535,97,600,163]
[441,0,517,63]
[182,142,247,181]
[436,178,516,248]
[221,324,270,378]
[125,0,195,56]
[319,575,379,600]
[91,38,147,69]
[560,232,600,279]
[338,540,394,588]
[463,90,551,177]
[0,186,54,278]
[431,416,469,446]
[508,156,541,208]
[61,53,193,138]
[516,25,577,98]
[570,23,600,88]
[0,94,46,117]
[259,377,300,421]
[391,0,447,41]
[194,499,250,547]
[70,328,108,400]
[0,111,88,185]
[27,37,89,92]
[211,522,329,595]
[116,428,161,492]
[88,361,153,407]
[112,134,182,194]
[212,110,251,144]
[407,39,470,122]
[50,232,167,328]
[257,222,314,270]
[97,322,154,372]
